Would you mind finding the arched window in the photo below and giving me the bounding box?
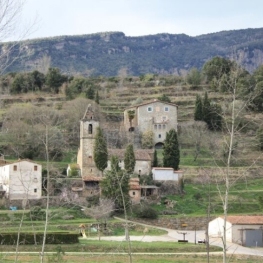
[88,124,93,134]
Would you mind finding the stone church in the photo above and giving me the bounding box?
[74,99,178,197]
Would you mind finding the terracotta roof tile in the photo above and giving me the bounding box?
[108,149,152,161]
[82,176,102,182]
[130,185,141,190]
[124,99,178,110]
[222,216,263,225]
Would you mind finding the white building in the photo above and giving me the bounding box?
[0,159,42,200]
[152,167,183,181]
[209,216,263,247]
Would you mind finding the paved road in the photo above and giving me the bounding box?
[85,217,263,257]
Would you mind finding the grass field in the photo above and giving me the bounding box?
[1,253,262,263]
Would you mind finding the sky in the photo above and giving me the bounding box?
[12,0,263,41]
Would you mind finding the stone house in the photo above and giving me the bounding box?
[129,178,141,204]
[123,99,178,147]
[0,159,42,200]
[209,216,263,247]
[107,149,154,176]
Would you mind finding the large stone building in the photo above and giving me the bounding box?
[123,99,178,147]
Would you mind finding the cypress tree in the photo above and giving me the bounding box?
[194,94,203,121]
[203,91,211,125]
[124,144,136,174]
[95,90,100,104]
[101,155,130,211]
[152,149,158,167]
[163,129,180,170]
[94,127,108,172]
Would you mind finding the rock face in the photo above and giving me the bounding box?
[1,28,263,76]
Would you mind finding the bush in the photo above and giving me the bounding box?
[133,204,158,219]
[29,206,45,220]
[0,232,79,245]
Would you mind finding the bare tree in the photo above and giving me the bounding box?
[83,199,114,240]
[0,0,37,74]
[179,121,209,161]
[210,63,261,263]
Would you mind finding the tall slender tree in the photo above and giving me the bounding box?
[194,94,203,121]
[163,129,180,170]
[101,156,130,211]
[152,149,158,167]
[124,144,136,174]
[94,127,108,172]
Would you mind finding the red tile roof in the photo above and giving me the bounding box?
[108,149,153,161]
[124,99,178,110]
[82,176,102,182]
[222,216,263,225]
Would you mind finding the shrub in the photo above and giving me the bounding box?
[0,233,79,245]
[29,206,45,220]
[133,204,158,219]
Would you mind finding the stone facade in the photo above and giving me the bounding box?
[77,104,101,178]
[123,100,178,146]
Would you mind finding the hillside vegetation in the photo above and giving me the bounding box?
[1,28,263,76]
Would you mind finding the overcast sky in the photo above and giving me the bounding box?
[17,0,263,40]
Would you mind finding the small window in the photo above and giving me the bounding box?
[155,106,160,112]
[139,170,141,174]
[158,124,161,129]
[88,124,93,134]
[162,116,167,121]
[34,165,38,171]
[158,134,161,138]
[133,192,136,196]
[13,165,17,171]
[163,124,166,129]
[154,124,157,130]
[34,189,37,193]
[147,107,153,112]
[164,106,169,112]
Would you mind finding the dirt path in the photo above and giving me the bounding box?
[85,216,263,257]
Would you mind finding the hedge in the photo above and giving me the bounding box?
[0,232,79,245]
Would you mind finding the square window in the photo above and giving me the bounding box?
[164,107,169,112]
[34,189,37,193]
[147,107,153,112]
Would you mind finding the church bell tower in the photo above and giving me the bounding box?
[77,104,101,178]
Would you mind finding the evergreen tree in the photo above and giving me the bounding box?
[94,127,108,172]
[153,149,158,167]
[86,85,95,99]
[158,94,171,103]
[208,103,223,131]
[95,90,100,104]
[194,94,203,121]
[203,91,210,125]
[163,129,180,170]
[101,156,130,211]
[257,127,263,151]
[124,144,135,174]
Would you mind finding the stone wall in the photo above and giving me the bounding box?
[131,216,216,231]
